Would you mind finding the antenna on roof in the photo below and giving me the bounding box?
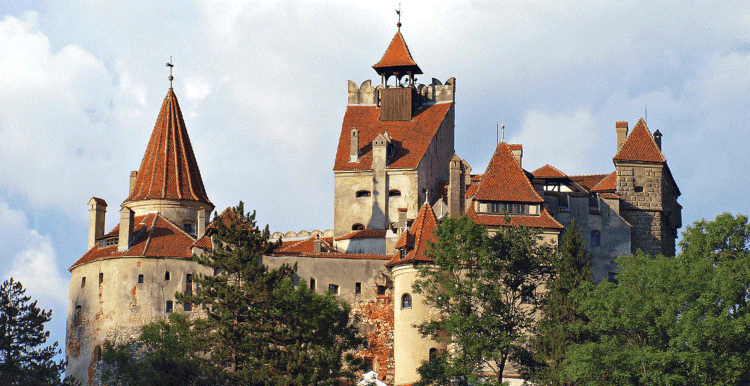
[396,3,402,28]
[501,117,506,143]
[166,54,174,89]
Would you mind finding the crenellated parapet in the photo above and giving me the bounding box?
[271,229,335,240]
[348,77,455,106]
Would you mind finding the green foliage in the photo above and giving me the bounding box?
[527,220,593,385]
[564,213,750,386]
[412,216,555,386]
[104,202,364,386]
[0,278,66,386]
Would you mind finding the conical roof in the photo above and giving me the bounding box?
[372,30,423,75]
[387,203,439,268]
[125,89,212,205]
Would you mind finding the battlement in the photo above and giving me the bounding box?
[348,77,455,106]
[271,229,334,241]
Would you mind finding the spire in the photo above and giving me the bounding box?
[372,28,423,86]
[124,88,212,206]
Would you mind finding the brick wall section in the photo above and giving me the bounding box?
[351,294,395,384]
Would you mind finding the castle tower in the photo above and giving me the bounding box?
[613,119,681,256]
[334,24,455,237]
[386,203,446,386]
[66,79,214,385]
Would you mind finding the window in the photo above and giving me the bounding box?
[74,305,82,325]
[400,248,408,260]
[183,222,193,233]
[355,282,362,295]
[389,189,401,197]
[364,357,374,372]
[377,285,386,296]
[591,230,601,247]
[429,348,438,360]
[165,271,170,281]
[328,284,339,294]
[401,294,412,309]
[356,190,371,198]
[352,223,365,231]
[138,274,144,284]
[607,272,618,284]
[94,346,102,362]
[521,285,535,304]
[98,237,119,248]
[185,274,193,296]
[81,277,86,288]
[99,273,104,284]
[186,274,192,284]
[166,301,173,313]
[184,302,192,312]
[635,185,644,193]
[310,278,316,291]
[558,194,570,211]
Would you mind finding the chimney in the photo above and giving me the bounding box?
[448,155,465,218]
[118,207,134,251]
[653,129,662,150]
[88,197,107,250]
[129,170,138,195]
[197,208,206,239]
[313,236,322,253]
[511,147,523,166]
[350,128,359,162]
[616,121,629,152]
[397,208,408,236]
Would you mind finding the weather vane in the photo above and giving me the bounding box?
[396,3,401,28]
[166,55,174,89]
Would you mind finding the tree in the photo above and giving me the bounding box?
[103,202,364,386]
[564,213,750,386]
[526,220,592,385]
[412,216,555,386]
[0,278,66,386]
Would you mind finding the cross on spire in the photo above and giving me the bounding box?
[166,55,174,89]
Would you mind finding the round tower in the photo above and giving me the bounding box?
[66,79,214,386]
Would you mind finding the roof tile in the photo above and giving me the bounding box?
[532,164,567,179]
[387,203,439,267]
[474,142,543,203]
[613,118,665,163]
[466,205,563,229]
[372,30,422,74]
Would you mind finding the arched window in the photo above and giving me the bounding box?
[401,293,412,309]
[352,223,365,231]
[389,189,401,197]
[356,190,371,198]
[591,230,601,246]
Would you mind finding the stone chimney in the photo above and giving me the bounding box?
[350,128,359,162]
[448,155,465,218]
[118,207,134,251]
[129,170,138,195]
[371,133,389,230]
[313,236,322,253]
[197,208,206,239]
[653,129,662,150]
[511,147,523,166]
[397,208,408,236]
[88,197,107,250]
[616,121,629,152]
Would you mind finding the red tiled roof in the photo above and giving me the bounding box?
[387,203,439,267]
[591,171,617,192]
[532,164,567,179]
[613,118,665,163]
[72,213,196,269]
[333,103,453,171]
[269,251,392,260]
[125,89,212,206]
[569,174,609,192]
[466,184,478,198]
[466,205,563,229]
[599,192,621,199]
[474,142,543,203]
[372,30,422,75]
[335,229,389,241]
[508,144,523,152]
[394,229,414,250]
[276,236,336,254]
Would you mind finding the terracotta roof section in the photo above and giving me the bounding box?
[372,30,422,75]
[90,197,107,205]
[72,213,196,269]
[394,229,415,250]
[334,229,389,241]
[599,192,621,199]
[334,103,453,171]
[569,174,610,192]
[591,171,617,192]
[276,236,336,254]
[466,184,479,198]
[268,251,392,260]
[466,205,564,230]
[533,164,567,179]
[474,142,544,203]
[387,203,439,268]
[125,89,212,206]
[613,118,666,163]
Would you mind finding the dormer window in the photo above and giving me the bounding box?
[487,202,528,215]
[98,237,119,248]
[356,190,371,198]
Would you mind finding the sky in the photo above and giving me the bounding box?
[1,0,749,371]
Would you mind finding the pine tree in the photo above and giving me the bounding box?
[527,220,592,385]
[0,278,66,386]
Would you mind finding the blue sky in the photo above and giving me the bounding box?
[1,0,749,371]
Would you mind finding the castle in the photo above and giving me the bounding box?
[66,23,681,386]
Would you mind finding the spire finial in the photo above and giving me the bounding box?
[166,55,174,89]
[396,3,402,29]
[501,117,506,143]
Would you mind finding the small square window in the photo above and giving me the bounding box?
[355,282,362,295]
[184,303,192,312]
[377,285,386,296]
[138,274,144,284]
[328,284,339,294]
